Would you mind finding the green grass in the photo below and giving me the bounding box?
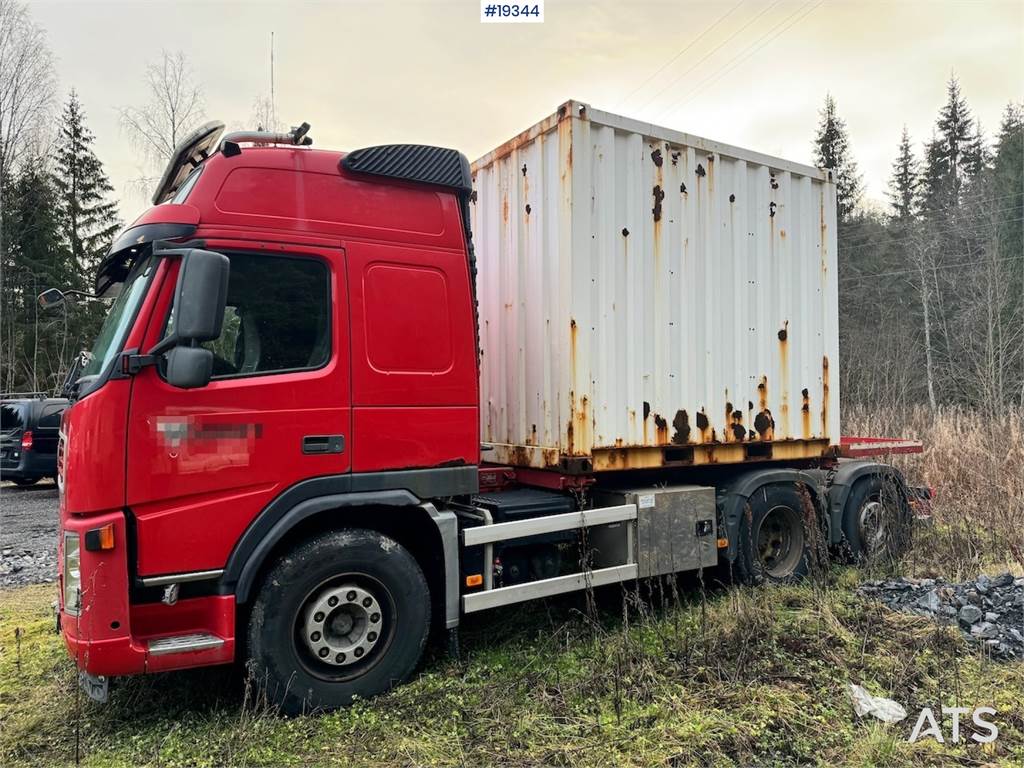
[1,571,1021,767]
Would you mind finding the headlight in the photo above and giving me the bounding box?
[63,532,81,615]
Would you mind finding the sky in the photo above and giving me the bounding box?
[26,0,1024,223]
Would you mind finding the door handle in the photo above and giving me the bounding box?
[302,435,345,455]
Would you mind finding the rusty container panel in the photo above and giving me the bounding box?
[472,100,840,471]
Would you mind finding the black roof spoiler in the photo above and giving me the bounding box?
[151,121,226,205]
[95,221,198,295]
[341,144,472,195]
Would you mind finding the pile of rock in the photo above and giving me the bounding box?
[0,546,57,588]
[858,573,1024,659]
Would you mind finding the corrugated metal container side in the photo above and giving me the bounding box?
[471,100,840,471]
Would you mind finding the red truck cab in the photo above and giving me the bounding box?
[58,123,480,708]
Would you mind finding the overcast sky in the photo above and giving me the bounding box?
[28,0,1024,223]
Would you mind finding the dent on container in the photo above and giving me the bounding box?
[471,100,840,472]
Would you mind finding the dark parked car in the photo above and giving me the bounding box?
[1,396,67,486]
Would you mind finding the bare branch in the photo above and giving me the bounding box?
[118,50,204,177]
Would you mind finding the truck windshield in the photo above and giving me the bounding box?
[80,255,156,379]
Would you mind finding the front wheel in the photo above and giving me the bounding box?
[247,528,431,715]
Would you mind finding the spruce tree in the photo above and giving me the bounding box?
[887,126,919,225]
[4,158,78,392]
[54,90,122,281]
[992,103,1024,332]
[992,103,1023,263]
[920,75,982,216]
[812,93,863,221]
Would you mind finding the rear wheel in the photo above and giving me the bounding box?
[841,475,912,564]
[736,484,811,585]
[246,528,430,715]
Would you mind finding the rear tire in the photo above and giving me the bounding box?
[736,484,811,585]
[246,528,430,715]
[841,475,912,564]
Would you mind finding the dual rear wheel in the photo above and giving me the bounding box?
[734,476,912,585]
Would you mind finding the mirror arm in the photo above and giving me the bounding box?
[152,239,206,258]
[147,335,178,357]
[119,350,158,376]
[64,289,101,300]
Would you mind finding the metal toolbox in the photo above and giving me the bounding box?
[593,485,717,575]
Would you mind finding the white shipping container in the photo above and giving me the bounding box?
[471,100,840,472]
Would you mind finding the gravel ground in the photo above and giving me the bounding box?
[0,481,59,588]
[859,574,1024,659]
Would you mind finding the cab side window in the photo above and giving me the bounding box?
[164,252,331,379]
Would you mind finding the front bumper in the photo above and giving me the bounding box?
[59,509,236,676]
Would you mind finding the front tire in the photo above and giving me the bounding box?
[247,528,430,715]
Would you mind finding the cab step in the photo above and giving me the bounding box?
[147,633,224,656]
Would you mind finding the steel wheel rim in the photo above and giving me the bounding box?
[858,498,888,553]
[754,504,804,577]
[292,573,395,681]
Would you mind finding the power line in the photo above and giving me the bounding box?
[657,0,823,120]
[619,1,747,108]
[837,202,1024,240]
[839,215,1024,254]
[837,191,1024,238]
[636,0,785,113]
[841,216,1024,253]
[839,255,1024,283]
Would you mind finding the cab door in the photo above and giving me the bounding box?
[126,243,350,577]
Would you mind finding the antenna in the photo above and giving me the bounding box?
[270,32,276,131]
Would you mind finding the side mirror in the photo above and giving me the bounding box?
[149,248,229,389]
[38,288,67,310]
[172,249,230,342]
[165,345,214,389]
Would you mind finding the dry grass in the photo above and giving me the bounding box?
[844,405,1024,577]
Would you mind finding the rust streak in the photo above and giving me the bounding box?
[654,413,668,445]
[779,321,790,438]
[801,388,811,439]
[821,356,830,436]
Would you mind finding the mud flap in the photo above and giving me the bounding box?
[79,671,109,704]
